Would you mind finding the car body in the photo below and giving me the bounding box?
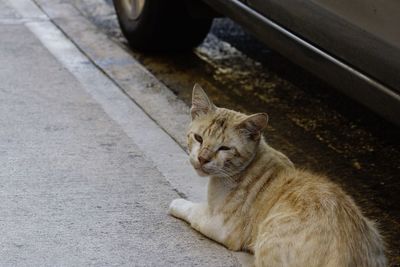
[114,0,400,125]
[201,0,400,126]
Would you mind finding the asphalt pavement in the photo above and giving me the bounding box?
[53,0,400,265]
[1,0,399,266]
[0,0,243,265]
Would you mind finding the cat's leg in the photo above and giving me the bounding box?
[169,198,240,250]
[168,198,197,222]
[169,198,212,229]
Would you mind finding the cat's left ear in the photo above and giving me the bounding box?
[237,113,268,140]
[191,83,216,120]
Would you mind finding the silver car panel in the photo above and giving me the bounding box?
[248,0,400,93]
[201,0,400,125]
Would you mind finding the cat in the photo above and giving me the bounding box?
[169,84,386,267]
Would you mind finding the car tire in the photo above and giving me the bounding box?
[113,0,213,52]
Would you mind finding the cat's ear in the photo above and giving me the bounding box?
[191,83,215,120]
[237,113,268,140]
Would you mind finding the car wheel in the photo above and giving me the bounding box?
[113,0,213,52]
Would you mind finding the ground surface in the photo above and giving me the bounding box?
[0,1,241,265]
[55,0,400,264]
[6,0,400,265]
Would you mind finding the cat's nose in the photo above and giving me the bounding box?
[198,156,210,166]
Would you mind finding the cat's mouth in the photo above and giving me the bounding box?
[190,158,211,176]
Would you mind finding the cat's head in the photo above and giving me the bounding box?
[187,84,268,177]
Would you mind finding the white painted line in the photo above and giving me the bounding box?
[9,0,207,201]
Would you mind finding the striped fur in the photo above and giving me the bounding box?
[169,84,386,267]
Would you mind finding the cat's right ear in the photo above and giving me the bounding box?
[191,84,215,120]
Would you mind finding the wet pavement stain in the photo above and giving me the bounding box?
[67,0,399,264]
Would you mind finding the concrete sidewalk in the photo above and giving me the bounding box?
[0,0,240,265]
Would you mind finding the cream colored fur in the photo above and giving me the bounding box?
[169,84,386,267]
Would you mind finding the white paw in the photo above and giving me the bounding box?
[168,198,192,220]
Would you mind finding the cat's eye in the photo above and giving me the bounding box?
[194,134,203,144]
[218,146,231,151]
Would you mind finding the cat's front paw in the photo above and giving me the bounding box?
[168,198,193,221]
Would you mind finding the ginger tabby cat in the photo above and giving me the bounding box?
[169,84,386,267]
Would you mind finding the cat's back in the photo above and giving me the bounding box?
[254,168,386,267]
